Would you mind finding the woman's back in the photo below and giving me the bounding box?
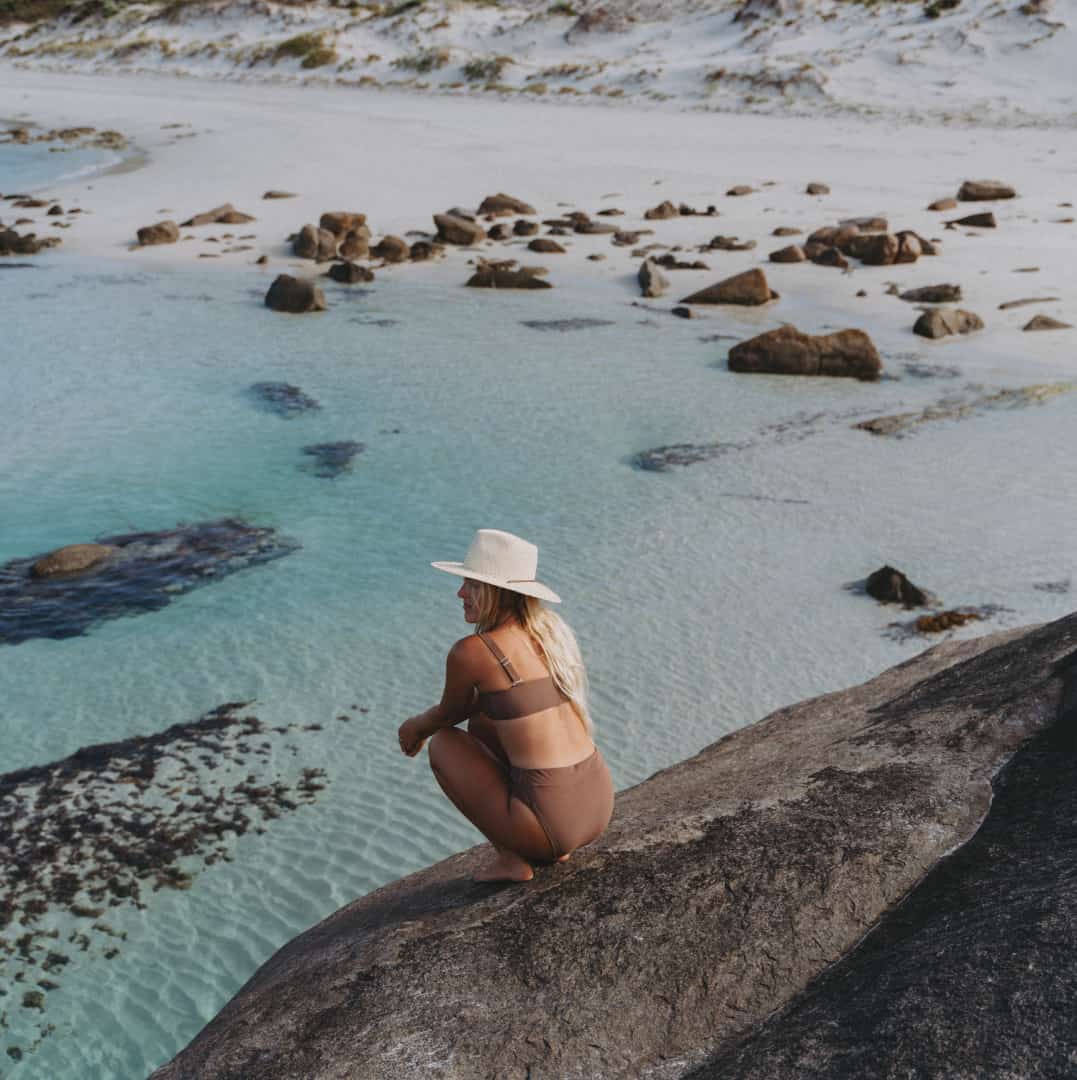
[473,627,595,770]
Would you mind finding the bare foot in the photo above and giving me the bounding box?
[473,850,534,883]
[556,853,571,863]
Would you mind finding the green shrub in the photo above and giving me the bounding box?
[273,31,338,69]
[461,54,511,81]
[392,45,449,72]
[924,0,959,15]
[548,2,575,13]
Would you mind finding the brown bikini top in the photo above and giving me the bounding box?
[474,632,568,721]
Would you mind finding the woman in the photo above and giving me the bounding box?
[397,529,614,883]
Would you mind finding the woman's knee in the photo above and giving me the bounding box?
[427,726,463,773]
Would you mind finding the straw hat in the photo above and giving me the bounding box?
[431,529,561,603]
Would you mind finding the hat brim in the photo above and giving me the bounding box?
[431,561,561,603]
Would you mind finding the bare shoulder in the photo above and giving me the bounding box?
[447,634,487,675]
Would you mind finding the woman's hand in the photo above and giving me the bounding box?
[398,715,429,758]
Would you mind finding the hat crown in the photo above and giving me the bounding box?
[462,529,537,583]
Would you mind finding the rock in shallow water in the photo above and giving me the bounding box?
[728,325,881,380]
[0,519,299,646]
[249,381,321,418]
[300,441,365,478]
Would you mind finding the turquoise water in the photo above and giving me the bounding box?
[0,139,118,195]
[3,188,1077,1073]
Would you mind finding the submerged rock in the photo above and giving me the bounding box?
[249,381,322,418]
[0,519,299,646]
[300,441,365,478]
[149,614,1077,1080]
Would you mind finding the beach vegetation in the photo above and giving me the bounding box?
[392,45,449,72]
[274,31,338,69]
[461,54,511,80]
[548,2,576,14]
[923,0,959,15]
[523,81,547,94]
[384,0,422,15]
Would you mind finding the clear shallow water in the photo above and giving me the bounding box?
[2,244,1075,1077]
[0,140,119,195]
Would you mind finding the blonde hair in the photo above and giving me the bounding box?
[473,582,593,736]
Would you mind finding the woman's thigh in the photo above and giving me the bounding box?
[428,728,553,862]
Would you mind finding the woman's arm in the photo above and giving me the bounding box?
[398,638,480,756]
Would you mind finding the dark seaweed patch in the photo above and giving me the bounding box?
[520,318,616,333]
[249,381,322,418]
[300,441,365,478]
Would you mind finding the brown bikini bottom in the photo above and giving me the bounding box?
[508,749,615,860]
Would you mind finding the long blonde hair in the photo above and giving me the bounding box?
[473,582,593,736]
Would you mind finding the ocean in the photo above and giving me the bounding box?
[3,146,1075,1078]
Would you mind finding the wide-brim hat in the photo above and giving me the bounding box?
[432,529,561,603]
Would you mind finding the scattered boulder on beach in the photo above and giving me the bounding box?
[250,381,321,418]
[1023,315,1072,331]
[575,221,618,235]
[958,180,1017,201]
[846,232,901,265]
[265,274,326,313]
[770,244,807,263]
[466,266,553,289]
[928,197,959,211]
[514,219,540,237]
[435,213,486,245]
[30,543,114,579]
[528,238,565,253]
[319,212,367,236]
[773,226,802,237]
[913,308,984,339]
[292,224,338,261]
[841,215,888,232]
[644,200,679,220]
[564,7,634,43]
[678,203,718,216]
[262,190,297,199]
[705,236,756,252]
[0,519,299,646]
[865,566,930,608]
[947,212,997,229]
[181,203,255,227]
[895,231,922,263]
[915,610,983,633]
[655,253,708,270]
[805,182,830,195]
[638,258,670,298]
[300,441,365,479]
[728,325,881,380]
[0,227,60,255]
[136,220,179,246]
[998,296,1060,310]
[409,240,441,261]
[809,247,848,269]
[900,284,962,303]
[371,235,409,263]
[338,229,370,260]
[477,193,536,217]
[726,184,756,197]
[487,223,512,241]
[681,268,777,306]
[327,261,375,284]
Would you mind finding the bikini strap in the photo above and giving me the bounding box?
[476,632,522,686]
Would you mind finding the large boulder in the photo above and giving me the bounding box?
[477,193,536,217]
[337,229,369,260]
[30,543,113,579]
[434,213,487,245]
[913,308,984,339]
[137,220,179,246]
[846,232,900,265]
[264,275,326,313]
[148,614,1077,1080]
[958,180,1017,201]
[727,324,881,380]
[681,268,777,306]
